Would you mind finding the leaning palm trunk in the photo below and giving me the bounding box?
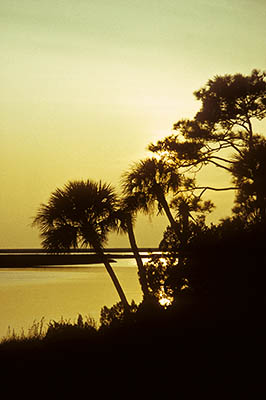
[157,191,178,233]
[156,191,188,269]
[93,242,130,313]
[125,217,150,300]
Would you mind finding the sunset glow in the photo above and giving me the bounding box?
[1,0,266,248]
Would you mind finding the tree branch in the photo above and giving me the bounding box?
[195,186,238,198]
[210,156,235,164]
[208,160,233,172]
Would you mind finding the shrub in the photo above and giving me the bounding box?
[100,301,138,328]
[44,314,97,343]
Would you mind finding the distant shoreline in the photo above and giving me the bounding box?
[0,251,159,268]
[0,247,159,253]
[0,254,108,268]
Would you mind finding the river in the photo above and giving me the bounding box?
[0,259,143,339]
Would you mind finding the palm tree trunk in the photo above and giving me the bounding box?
[93,242,130,313]
[126,217,150,300]
[157,192,187,268]
[157,192,179,233]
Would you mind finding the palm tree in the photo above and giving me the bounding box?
[33,180,130,313]
[171,195,214,244]
[171,195,196,246]
[121,157,181,232]
[115,193,150,301]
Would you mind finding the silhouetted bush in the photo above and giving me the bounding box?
[164,218,266,320]
[44,314,98,344]
[99,300,138,328]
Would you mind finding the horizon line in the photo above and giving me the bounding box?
[0,247,160,254]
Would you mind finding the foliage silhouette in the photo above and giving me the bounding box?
[143,195,213,302]
[143,254,176,304]
[194,69,266,143]
[45,315,98,344]
[122,157,182,231]
[163,218,265,312]
[170,194,214,247]
[33,179,130,312]
[1,317,46,344]
[100,300,138,328]
[149,70,266,195]
[4,69,264,394]
[232,137,266,222]
[144,70,266,311]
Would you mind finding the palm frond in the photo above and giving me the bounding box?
[33,179,119,252]
[121,157,182,215]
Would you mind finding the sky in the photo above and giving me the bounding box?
[1,0,266,248]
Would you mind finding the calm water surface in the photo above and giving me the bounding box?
[0,260,142,339]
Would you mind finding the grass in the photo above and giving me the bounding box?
[1,314,97,345]
[1,317,46,344]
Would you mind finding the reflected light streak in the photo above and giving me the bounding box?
[145,255,174,307]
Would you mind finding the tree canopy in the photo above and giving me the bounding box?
[144,69,266,305]
[33,180,118,251]
[194,69,266,129]
[32,68,266,318]
[149,69,266,219]
[150,69,266,164]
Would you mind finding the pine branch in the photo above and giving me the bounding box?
[195,186,238,198]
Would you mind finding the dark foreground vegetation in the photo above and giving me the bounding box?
[0,307,262,397]
[0,300,259,397]
[0,221,264,395]
[1,69,265,395]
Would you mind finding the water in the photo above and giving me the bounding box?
[0,260,143,339]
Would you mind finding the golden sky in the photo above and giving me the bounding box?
[1,0,266,248]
